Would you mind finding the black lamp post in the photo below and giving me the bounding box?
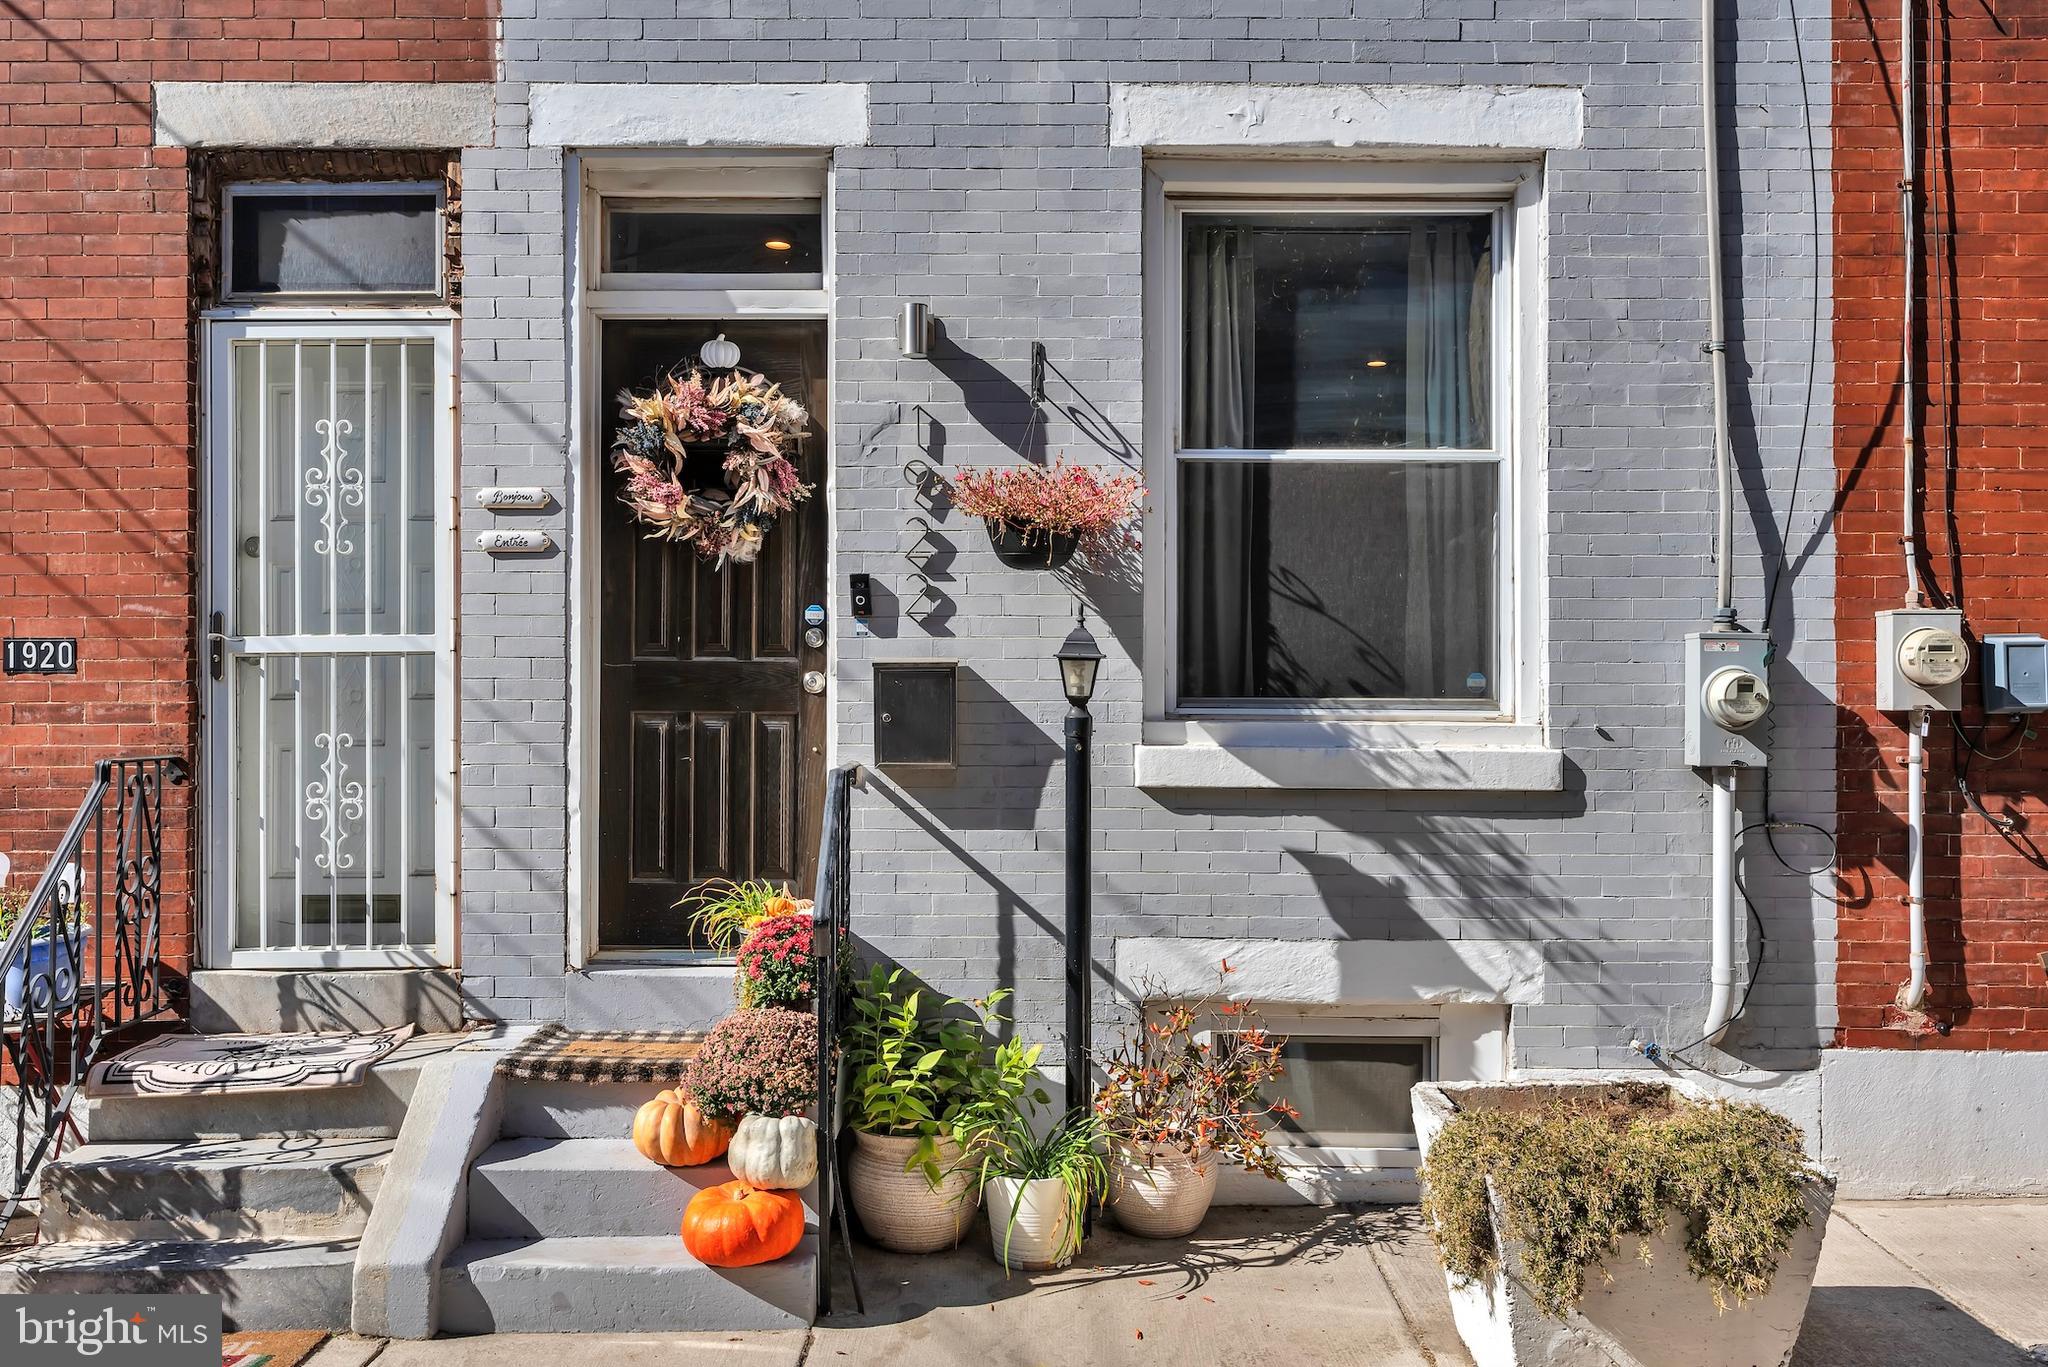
[1056,614,1103,1117]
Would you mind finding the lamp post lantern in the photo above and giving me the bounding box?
[1055,614,1103,1117]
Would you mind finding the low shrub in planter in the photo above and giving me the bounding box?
[1419,1082,1812,1319]
[684,1008,818,1121]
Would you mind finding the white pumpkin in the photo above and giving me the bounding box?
[728,1114,819,1190]
[699,333,742,370]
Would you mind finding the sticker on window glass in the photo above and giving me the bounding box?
[1466,672,1488,694]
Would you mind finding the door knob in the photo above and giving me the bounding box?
[802,671,826,694]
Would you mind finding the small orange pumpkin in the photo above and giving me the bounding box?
[681,1180,805,1267]
[632,1088,734,1167]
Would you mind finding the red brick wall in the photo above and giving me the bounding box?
[1835,0,2048,1047]
[0,2,488,975]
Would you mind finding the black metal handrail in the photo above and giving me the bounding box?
[811,762,862,1316]
[3,755,188,1222]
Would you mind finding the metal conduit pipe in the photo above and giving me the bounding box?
[1902,707,1930,1010]
[1702,769,1741,1045]
[1702,0,1737,628]
[1900,0,1923,606]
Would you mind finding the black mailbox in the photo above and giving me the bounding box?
[873,661,957,769]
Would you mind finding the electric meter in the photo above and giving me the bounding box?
[1898,626,1969,689]
[1703,667,1771,730]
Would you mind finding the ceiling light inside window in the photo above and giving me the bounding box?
[1365,358,1389,368]
[764,238,793,251]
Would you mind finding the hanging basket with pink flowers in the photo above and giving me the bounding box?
[612,366,813,567]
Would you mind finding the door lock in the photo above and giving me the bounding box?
[804,627,826,650]
[208,612,227,681]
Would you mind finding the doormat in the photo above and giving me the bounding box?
[84,1025,415,1098]
[495,1023,702,1083]
[221,1330,325,1367]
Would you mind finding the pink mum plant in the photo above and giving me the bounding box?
[942,460,1146,562]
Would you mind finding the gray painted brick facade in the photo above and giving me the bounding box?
[457,0,1835,1076]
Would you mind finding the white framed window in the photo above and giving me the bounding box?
[1141,162,1548,775]
[582,154,830,304]
[222,182,445,303]
[1210,1014,1438,1161]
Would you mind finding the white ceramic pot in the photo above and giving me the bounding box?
[1412,1080,1836,1367]
[985,1175,1079,1271]
[1106,1143,1218,1239]
[846,1129,979,1253]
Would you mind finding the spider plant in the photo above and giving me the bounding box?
[678,878,809,954]
[961,1103,1111,1271]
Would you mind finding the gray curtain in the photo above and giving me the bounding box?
[1181,226,1261,698]
[1403,225,1493,698]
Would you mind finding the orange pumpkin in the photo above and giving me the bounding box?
[631,1088,734,1167]
[681,1181,805,1267]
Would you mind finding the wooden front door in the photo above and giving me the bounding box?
[597,320,827,949]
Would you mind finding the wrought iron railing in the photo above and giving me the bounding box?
[812,762,862,1315]
[3,755,188,1222]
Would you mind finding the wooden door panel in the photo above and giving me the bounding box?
[597,318,826,950]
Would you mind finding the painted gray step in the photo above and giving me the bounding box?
[468,1137,816,1238]
[439,1235,816,1334]
[191,969,465,1034]
[500,1077,695,1139]
[564,966,733,1034]
[0,1238,357,1330]
[40,1137,392,1242]
[80,1032,467,1143]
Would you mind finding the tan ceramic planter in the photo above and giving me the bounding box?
[846,1130,979,1253]
[1107,1144,1218,1239]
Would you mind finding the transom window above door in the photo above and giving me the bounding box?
[224,183,445,301]
[604,199,823,277]
[1167,200,1513,716]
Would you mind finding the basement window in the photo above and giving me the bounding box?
[224,183,444,300]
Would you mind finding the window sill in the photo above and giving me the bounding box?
[1134,740,1563,792]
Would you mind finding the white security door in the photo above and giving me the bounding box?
[205,322,454,967]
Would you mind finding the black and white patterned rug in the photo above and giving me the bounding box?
[85,1025,416,1097]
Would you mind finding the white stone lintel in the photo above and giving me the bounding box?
[1134,742,1565,793]
[1113,937,1546,1008]
[528,83,872,149]
[1110,82,1585,153]
[153,82,494,149]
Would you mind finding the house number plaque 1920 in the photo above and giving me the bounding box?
[4,637,78,675]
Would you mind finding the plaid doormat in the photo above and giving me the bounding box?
[494,1024,703,1083]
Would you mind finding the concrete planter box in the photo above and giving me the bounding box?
[1411,1080,1834,1367]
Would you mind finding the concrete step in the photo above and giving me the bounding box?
[499,1077,689,1139]
[438,1235,816,1334]
[40,1137,393,1242]
[469,1136,817,1238]
[191,969,465,1034]
[80,1032,468,1143]
[0,1238,357,1330]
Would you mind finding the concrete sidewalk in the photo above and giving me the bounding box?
[299,1199,2047,1367]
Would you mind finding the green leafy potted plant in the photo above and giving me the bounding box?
[1092,981,1295,1239]
[1412,1079,1834,1367]
[680,878,811,955]
[841,965,1033,1253]
[958,1099,1110,1272]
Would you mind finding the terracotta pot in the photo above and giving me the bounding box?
[986,1175,1079,1271]
[985,521,1080,570]
[1107,1144,1218,1239]
[846,1130,980,1253]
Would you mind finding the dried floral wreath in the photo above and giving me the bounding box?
[612,367,812,566]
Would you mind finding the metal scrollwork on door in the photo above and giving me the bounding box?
[305,415,364,557]
[304,729,365,873]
